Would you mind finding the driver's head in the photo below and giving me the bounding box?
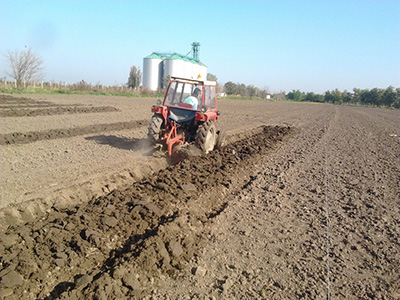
[192,88,201,97]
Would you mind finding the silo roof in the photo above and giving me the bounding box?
[144,52,165,59]
[149,52,206,67]
[164,53,183,60]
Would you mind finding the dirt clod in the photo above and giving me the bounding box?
[1,270,24,288]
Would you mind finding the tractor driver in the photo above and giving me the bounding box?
[183,88,201,109]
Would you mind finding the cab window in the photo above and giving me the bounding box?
[204,86,216,110]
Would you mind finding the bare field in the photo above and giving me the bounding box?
[0,94,399,299]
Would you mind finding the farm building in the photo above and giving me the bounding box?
[143,42,208,91]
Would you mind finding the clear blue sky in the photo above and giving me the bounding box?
[1,0,399,93]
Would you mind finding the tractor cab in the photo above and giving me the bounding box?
[163,77,217,113]
[161,77,218,125]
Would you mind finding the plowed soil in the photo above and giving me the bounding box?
[0,94,399,300]
[0,96,118,118]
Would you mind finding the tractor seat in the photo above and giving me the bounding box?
[169,108,196,124]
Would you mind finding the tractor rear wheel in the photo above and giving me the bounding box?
[148,114,163,144]
[195,121,217,154]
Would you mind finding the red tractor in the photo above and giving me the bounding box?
[148,77,225,159]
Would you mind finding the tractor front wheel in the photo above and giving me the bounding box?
[195,121,217,154]
[148,114,163,144]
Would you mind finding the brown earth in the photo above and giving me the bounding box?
[0,94,399,299]
[0,96,118,117]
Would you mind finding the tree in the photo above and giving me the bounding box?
[207,73,218,82]
[369,88,382,106]
[273,91,286,101]
[325,89,343,104]
[127,65,142,89]
[259,86,270,99]
[161,75,171,90]
[237,83,247,97]
[287,90,306,101]
[395,88,400,108]
[352,88,361,105]
[247,85,257,97]
[305,92,324,103]
[224,81,236,95]
[382,86,396,107]
[4,47,44,89]
[207,73,219,90]
[342,90,352,104]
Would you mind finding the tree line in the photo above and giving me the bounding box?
[223,81,270,98]
[222,79,399,108]
[286,87,400,108]
[222,80,399,108]
[3,47,399,108]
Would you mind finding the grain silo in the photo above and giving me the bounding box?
[183,56,193,79]
[142,43,208,91]
[198,62,208,80]
[191,60,200,80]
[143,53,164,91]
[163,54,186,79]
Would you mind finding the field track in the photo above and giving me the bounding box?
[0,94,399,299]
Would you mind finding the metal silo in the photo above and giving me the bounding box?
[143,43,209,88]
[143,53,163,91]
[191,61,200,80]
[183,56,193,79]
[199,62,208,81]
[164,54,185,79]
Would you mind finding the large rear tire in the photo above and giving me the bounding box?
[148,114,163,144]
[195,121,217,154]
